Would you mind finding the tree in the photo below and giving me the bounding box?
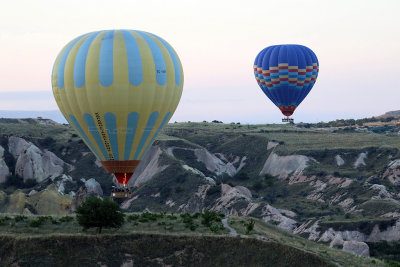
[76,197,125,233]
[235,171,250,181]
[252,181,263,191]
[245,219,255,234]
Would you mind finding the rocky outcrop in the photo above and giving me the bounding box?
[335,155,345,166]
[294,220,321,241]
[383,159,400,185]
[367,220,400,242]
[354,152,367,168]
[179,184,211,213]
[3,190,26,214]
[259,152,310,178]
[319,228,366,244]
[9,136,67,182]
[168,147,246,177]
[295,218,400,249]
[8,136,31,158]
[370,184,394,200]
[342,241,369,257]
[182,165,215,185]
[56,174,73,195]
[306,180,328,201]
[267,141,279,150]
[213,184,252,212]
[326,176,352,188]
[27,184,72,215]
[0,191,6,207]
[194,149,239,176]
[70,187,87,213]
[207,183,299,231]
[130,146,168,187]
[0,184,71,215]
[84,178,103,196]
[261,205,298,231]
[0,145,10,183]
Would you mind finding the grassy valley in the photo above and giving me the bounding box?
[0,117,400,265]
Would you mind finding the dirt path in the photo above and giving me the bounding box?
[222,217,238,237]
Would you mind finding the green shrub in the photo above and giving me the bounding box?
[30,216,50,227]
[14,215,27,222]
[201,210,222,227]
[0,216,11,225]
[59,216,74,223]
[160,187,172,198]
[167,214,177,220]
[189,224,198,231]
[252,181,263,191]
[206,185,221,196]
[40,136,56,147]
[127,214,140,222]
[235,171,250,181]
[2,175,37,189]
[209,224,224,233]
[245,219,255,234]
[264,176,274,186]
[192,212,201,219]
[385,260,400,267]
[175,186,184,193]
[141,212,162,221]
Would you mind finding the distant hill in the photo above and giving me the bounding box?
[0,117,59,125]
[0,110,67,123]
[378,110,400,118]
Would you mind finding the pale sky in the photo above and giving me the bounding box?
[0,0,399,123]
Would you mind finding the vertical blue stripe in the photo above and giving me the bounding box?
[124,112,139,160]
[135,31,167,86]
[74,32,101,88]
[133,112,159,160]
[99,30,114,87]
[57,34,87,89]
[147,32,181,86]
[83,114,109,160]
[68,114,102,160]
[104,112,119,160]
[122,30,143,86]
[141,112,171,158]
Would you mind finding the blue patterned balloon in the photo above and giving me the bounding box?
[254,45,319,116]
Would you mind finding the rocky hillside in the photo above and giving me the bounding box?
[379,110,400,118]
[0,119,400,259]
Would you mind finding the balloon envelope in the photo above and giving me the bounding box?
[254,44,319,117]
[52,30,183,184]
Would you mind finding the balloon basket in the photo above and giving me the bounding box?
[282,117,294,123]
[111,186,132,199]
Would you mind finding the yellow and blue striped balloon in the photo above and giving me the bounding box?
[51,30,183,184]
